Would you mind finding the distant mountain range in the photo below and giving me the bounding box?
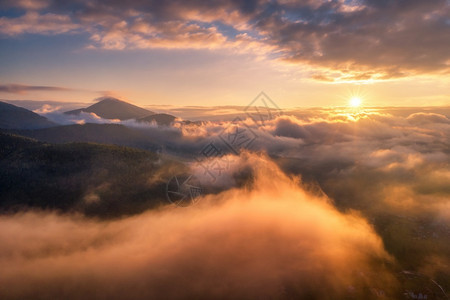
[0,101,56,129]
[0,99,200,156]
[0,99,200,217]
[0,97,196,218]
[0,98,178,131]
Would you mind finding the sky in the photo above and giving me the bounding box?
[1,2,450,297]
[0,0,449,108]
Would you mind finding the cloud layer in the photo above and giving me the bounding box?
[2,104,449,297]
[1,0,449,80]
[0,154,397,299]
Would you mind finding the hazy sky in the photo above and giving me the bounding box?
[0,0,449,107]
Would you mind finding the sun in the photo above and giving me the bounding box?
[349,96,362,107]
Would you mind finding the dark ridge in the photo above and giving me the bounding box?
[137,113,177,126]
[0,101,57,130]
[0,132,187,218]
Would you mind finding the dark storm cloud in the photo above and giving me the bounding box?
[270,0,450,79]
[1,0,448,79]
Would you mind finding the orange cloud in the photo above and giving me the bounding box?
[0,11,79,35]
[0,153,397,299]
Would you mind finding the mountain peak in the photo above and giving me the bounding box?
[65,98,154,120]
[94,97,123,104]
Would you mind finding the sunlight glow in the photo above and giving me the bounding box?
[349,96,362,107]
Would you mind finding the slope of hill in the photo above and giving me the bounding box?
[64,97,154,120]
[137,113,176,126]
[6,123,182,152]
[0,101,56,129]
[0,132,187,218]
